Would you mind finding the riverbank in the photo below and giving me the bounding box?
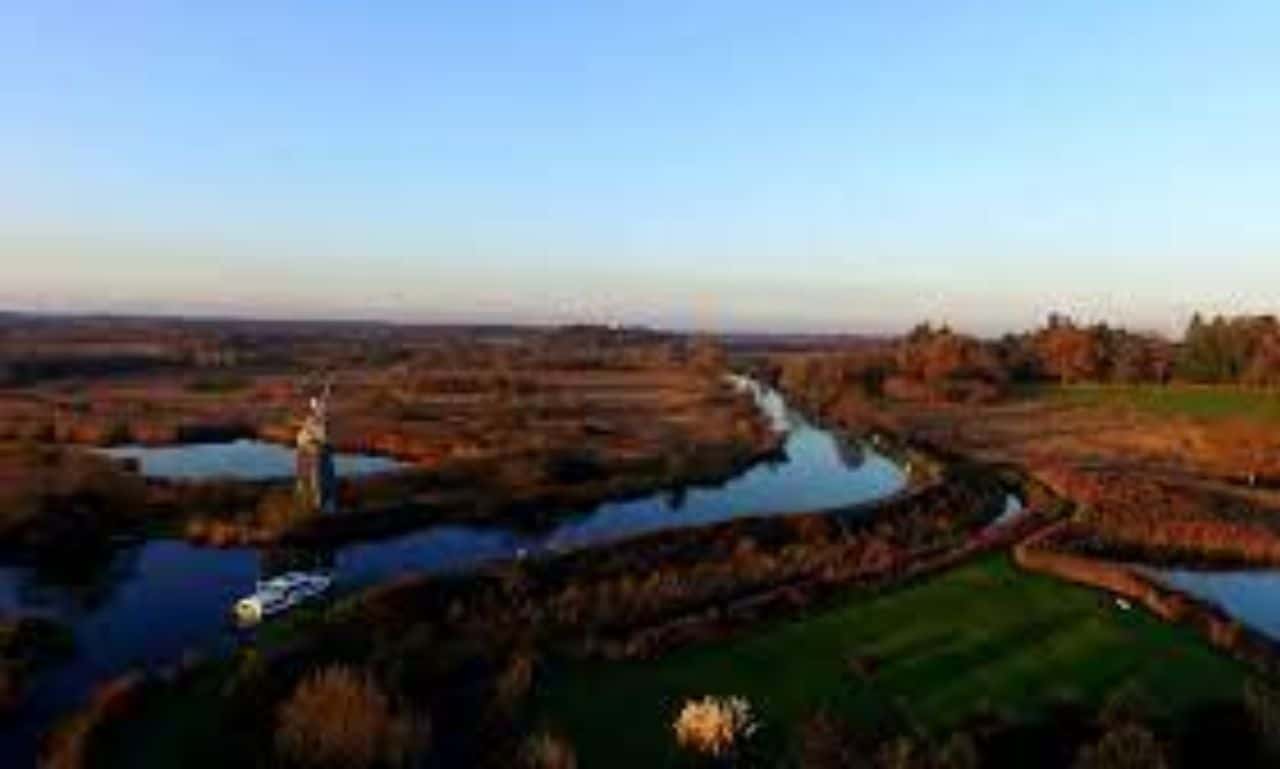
[46,438,993,768]
[1013,521,1280,679]
[763,362,1280,587]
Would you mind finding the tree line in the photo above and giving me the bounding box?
[772,312,1280,407]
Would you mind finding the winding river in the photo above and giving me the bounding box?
[0,380,907,760]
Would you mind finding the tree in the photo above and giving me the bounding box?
[1244,326,1280,386]
[1177,314,1254,383]
[1035,316,1102,384]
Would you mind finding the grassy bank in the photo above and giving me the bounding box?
[1035,384,1280,422]
[537,554,1245,767]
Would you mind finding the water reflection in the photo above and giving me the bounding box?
[260,545,336,578]
[97,439,405,481]
[10,547,140,614]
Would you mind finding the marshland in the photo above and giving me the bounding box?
[7,4,1280,767]
[6,313,1280,769]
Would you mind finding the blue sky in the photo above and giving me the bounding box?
[1,2,1277,334]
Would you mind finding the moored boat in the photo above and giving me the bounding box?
[232,571,333,625]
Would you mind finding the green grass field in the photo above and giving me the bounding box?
[1032,384,1280,422]
[536,555,1245,767]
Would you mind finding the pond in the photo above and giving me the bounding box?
[0,379,907,761]
[97,438,406,480]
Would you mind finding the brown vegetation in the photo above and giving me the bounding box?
[0,442,148,554]
[1043,468,1280,565]
[274,665,429,769]
[769,333,1280,567]
[0,317,779,549]
[520,731,578,769]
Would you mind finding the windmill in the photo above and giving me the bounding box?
[295,372,337,513]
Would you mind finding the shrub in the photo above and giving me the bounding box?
[935,732,979,769]
[797,710,867,769]
[493,648,536,713]
[1073,724,1168,769]
[521,731,578,769]
[1099,681,1154,729]
[256,487,302,531]
[673,695,759,759]
[275,665,429,769]
[1244,677,1280,757]
[875,736,928,769]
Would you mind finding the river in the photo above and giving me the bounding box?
[0,379,907,761]
[1150,569,1280,640]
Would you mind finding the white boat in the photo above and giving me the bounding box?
[232,571,333,625]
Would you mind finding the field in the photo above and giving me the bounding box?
[1037,384,1280,423]
[879,387,1275,476]
[537,554,1245,767]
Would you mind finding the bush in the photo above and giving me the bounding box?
[935,732,979,769]
[521,731,578,769]
[797,710,868,769]
[1244,677,1280,758]
[673,695,759,759]
[275,665,429,769]
[1099,682,1154,729]
[875,736,929,769]
[1073,724,1168,769]
[256,487,302,531]
[493,648,536,713]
